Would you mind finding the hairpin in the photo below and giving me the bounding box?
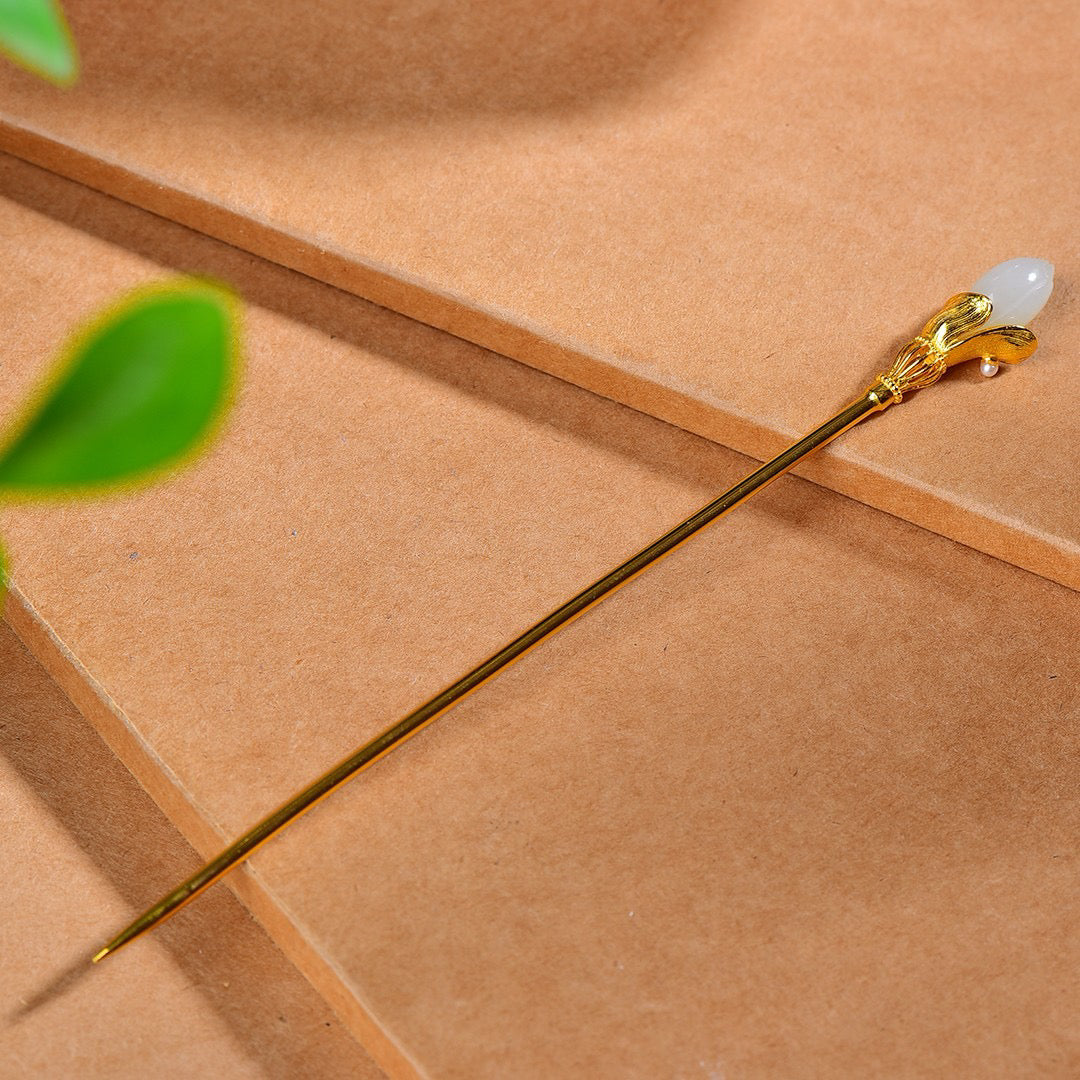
[91,257,1055,963]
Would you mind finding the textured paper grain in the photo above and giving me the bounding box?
[0,0,1076,588]
[0,626,383,1079]
[1,161,1077,1078]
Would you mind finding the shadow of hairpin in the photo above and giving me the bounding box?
[6,954,94,1024]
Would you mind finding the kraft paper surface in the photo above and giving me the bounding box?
[1,158,1077,1078]
[0,0,1076,590]
[0,626,383,1079]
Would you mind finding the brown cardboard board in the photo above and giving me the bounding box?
[1,159,1078,1078]
[0,0,1076,588]
[0,625,384,1080]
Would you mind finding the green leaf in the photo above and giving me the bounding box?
[0,0,78,84]
[0,281,239,495]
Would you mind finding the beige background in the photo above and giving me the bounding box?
[0,0,1076,588]
[0,625,384,1079]
[1,156,1077,1077]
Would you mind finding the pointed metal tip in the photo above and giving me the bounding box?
[91,945,112,964]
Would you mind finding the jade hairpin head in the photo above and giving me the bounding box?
[869,256,1055,405]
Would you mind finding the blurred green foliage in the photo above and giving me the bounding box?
[0,281,239,594]
[0,0,76,84]
[0,14,241,600]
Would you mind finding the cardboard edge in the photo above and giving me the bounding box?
[0,121,1075,595]
[2,585,422,1080]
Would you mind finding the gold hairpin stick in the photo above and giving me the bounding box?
[92,257,1054,963]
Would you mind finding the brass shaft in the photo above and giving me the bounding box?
[93,386,890,962]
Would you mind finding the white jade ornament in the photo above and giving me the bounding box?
[970,258,1055,376]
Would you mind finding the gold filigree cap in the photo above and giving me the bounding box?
[871,290,1040,405]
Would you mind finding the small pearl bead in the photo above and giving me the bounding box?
[980,358,999,377]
